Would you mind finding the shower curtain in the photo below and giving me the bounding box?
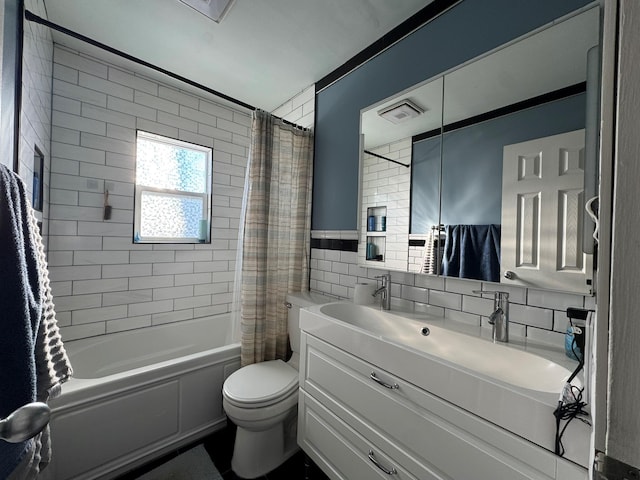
[233,110,313,367]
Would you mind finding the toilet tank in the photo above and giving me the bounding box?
[285,291,334,354]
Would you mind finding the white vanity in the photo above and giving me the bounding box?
[297,303,589,480]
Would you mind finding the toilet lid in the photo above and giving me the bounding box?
[223,359,298,405]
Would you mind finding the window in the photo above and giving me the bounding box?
[134,131,212,243]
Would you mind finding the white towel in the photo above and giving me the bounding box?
[420,228,443,275]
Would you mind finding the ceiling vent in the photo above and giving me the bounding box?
[178,0,237,23]
[378,100,424,124]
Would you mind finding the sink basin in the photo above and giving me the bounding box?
[317,302,574,395]
[301,301,590,466]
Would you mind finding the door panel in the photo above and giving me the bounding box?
[501,129,593,293]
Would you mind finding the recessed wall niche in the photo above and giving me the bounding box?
[32,146,44,212]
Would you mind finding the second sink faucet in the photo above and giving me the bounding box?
[373,274,392,310]
[473,290,509,343]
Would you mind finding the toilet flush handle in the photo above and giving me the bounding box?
[284,302,292,309]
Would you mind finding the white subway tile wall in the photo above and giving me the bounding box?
[359,140,412,271]
[310,243,592,349]
[408,234,428,273]
[271,85,315,129]
[48,45,251,341]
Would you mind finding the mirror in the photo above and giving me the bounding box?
[359,6,600,294]
[360,76,443,272]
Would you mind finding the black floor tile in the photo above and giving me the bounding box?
[264,451,307,479]
[265,450,330,480]
[114,438,202,479]
[221,470,268,480]
[203,421,329,480]
[203,420,237,476]
[116,419,329,480]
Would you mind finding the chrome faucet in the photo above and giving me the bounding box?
[473,290,509,343]
[373,274,392,310]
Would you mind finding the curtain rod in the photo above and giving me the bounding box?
[24,10,256,111]
[363,150,410,168]
[25,9,311,131]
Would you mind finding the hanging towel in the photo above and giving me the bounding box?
[421,229,436,274]
[420,227,445,275]
[441,224,501,282]
[0,165,72,480]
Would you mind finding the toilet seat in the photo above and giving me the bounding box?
[223,359,298,409]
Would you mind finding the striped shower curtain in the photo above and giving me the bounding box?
[239,110,313,366]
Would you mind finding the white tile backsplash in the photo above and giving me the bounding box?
[509,303,554,330]
[310,228,593,350]
[445,309,481,326]
[429,290,462,310]
[527,289,585,311]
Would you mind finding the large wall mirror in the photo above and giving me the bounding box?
[358,5,600,295]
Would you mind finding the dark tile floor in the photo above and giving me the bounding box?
[203,423,329,480]
[117,421,329,480]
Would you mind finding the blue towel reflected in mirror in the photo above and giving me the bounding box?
[441,225,501,282]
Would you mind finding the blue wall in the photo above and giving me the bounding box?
[313,0,591,231]
[411,136,441,233]
[411,94,587,233]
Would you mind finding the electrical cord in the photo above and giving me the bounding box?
[553,339,590,457]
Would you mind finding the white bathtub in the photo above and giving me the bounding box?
[42,314,240,480]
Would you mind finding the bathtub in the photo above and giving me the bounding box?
[41,314,240,480]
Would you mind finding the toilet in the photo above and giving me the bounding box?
[222,291,332,479]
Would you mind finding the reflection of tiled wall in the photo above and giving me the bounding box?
[408,234,428,273]
[48,45,250,341]
[19,0,53,238]
[359,139,411,271]
[310,237,595,349]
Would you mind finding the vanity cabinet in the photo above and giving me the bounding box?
[298,332,587,480]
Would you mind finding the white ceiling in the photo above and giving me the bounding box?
[42,0,432,112]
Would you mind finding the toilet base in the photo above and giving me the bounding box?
[230,412,299,479]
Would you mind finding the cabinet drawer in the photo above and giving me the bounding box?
[299,391,440,480]
[303,334,561,480]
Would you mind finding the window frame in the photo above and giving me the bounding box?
[134,130,213,244]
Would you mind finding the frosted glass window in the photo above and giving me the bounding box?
[140,192,204,238]
[134,131,212,243]
[137,138,207,193]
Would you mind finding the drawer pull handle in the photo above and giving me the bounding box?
[370,372,399,390]
[368,449,397,475]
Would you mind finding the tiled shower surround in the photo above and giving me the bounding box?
[310,234,596,349]
[47,45,250,341]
